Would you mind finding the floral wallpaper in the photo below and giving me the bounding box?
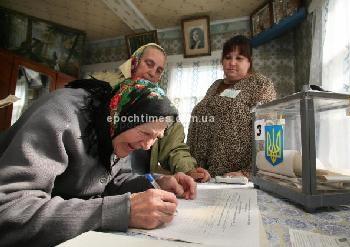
[84,19,250,64]
[253,32,296,98]
[83,16,312,98]
[85,37,128,64]
[294,13,313,92]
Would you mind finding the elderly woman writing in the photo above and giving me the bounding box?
[0,78,196,246]
[187,35,276,178]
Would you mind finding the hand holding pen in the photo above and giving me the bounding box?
[128,187,178,229]
[145,173,178,215]
[128,173,196,229]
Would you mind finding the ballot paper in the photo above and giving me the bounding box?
[289,229,350,247]
[58,231,198,247]
[130,186,260,247]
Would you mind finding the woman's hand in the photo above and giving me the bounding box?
[156,173,197,200]
[128,189,178,229]
[174,172,197,199]
[186,167,211,183]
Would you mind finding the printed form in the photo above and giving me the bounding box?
[290,229,350,247]
[131,185,260,247]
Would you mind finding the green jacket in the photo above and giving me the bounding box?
[150,122,197,174]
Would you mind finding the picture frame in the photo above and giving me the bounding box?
[250,2,273,37]
[272,0,301,24]
[125,30,158,57]
[0,7,85,78]
[285,0,301,17]
[181,16,211,58]
[272,0,286,24]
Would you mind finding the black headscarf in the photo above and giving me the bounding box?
[65,78,178,173]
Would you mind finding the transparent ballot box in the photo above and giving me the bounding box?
[252,90,350,211]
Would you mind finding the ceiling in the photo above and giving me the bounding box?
[0,0,265,41]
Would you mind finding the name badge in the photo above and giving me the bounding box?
[219,89,241,99]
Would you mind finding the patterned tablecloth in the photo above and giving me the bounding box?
[257,189,350,247]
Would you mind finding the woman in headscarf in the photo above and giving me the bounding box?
[111,43,210,182]
[0,78,196,247]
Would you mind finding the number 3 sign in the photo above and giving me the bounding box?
[254,120,266,141]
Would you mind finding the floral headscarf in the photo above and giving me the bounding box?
[109,78,177,138]
[118,43,166,83]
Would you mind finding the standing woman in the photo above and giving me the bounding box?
[0,78,196,246]
[187,35,276,178]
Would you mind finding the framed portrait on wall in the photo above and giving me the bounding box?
[250,2,273,37]
[125,30,158,57]
[272,0,301,24]
[272,0,286,24]
[181,16,211,58]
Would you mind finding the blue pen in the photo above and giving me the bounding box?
[145,173,178,215]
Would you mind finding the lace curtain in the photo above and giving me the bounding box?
[161,51,224,137]
[310,0,350,91]
[322,0,350,92]
[309,0,350,172]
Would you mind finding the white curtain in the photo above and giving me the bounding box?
[309,0,350,173]
[163,51,224,138]
[310,0,350,91]
[322,0,350,92]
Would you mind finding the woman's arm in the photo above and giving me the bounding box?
[0,92,130,246]
[156,122,197,174]
[255,74,277,103]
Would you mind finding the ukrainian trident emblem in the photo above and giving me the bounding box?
[265,125,283,166]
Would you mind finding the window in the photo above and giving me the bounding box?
[310,0,350,92]
[162,52,223,138]
[309,0,350,172]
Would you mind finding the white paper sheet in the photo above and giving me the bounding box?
[207,179,254,188]
[130,186,260,247]
[57,231,199,247]
[290,229,350,247]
